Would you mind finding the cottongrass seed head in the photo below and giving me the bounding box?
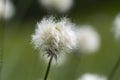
[39,0,73,13]
[78,73,107,80]
[41,52,67,66]
[0,0,15,20]
[112,14,120,40]
[76,25,100,53]
[32,16,76,63]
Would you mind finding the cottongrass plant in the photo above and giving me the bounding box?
[0,0,15,77]
[111,14,120,80]
[76,25,100,54]
[32,16,77,80]
[112,14,120,40]
[39,0,73,13]
[0,0,15,21]
[78,73,107,80]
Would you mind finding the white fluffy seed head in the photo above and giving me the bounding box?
[78,73,107,80]
[32,17,76,61]
[112,14,120,40]
[76,25,100,53]
[39,0,73,13]
[40,52,67,66]
[0,0,15,20]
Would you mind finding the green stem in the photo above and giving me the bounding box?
[44,55,53,80]
[108,56,120,80]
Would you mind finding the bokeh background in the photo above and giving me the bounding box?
[0,0,120,80]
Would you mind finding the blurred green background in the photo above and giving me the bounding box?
[0,0,120,80]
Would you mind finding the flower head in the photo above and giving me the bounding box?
[41,52,67,66]
[0,0,15,20]
[39,0,73,13]
[32,17,76,61]
[78,73,107,80]
[112,14,120,40]
[76,25,100,53]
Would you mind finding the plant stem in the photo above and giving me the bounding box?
[108,56,120,80]
[44,55,53,80]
